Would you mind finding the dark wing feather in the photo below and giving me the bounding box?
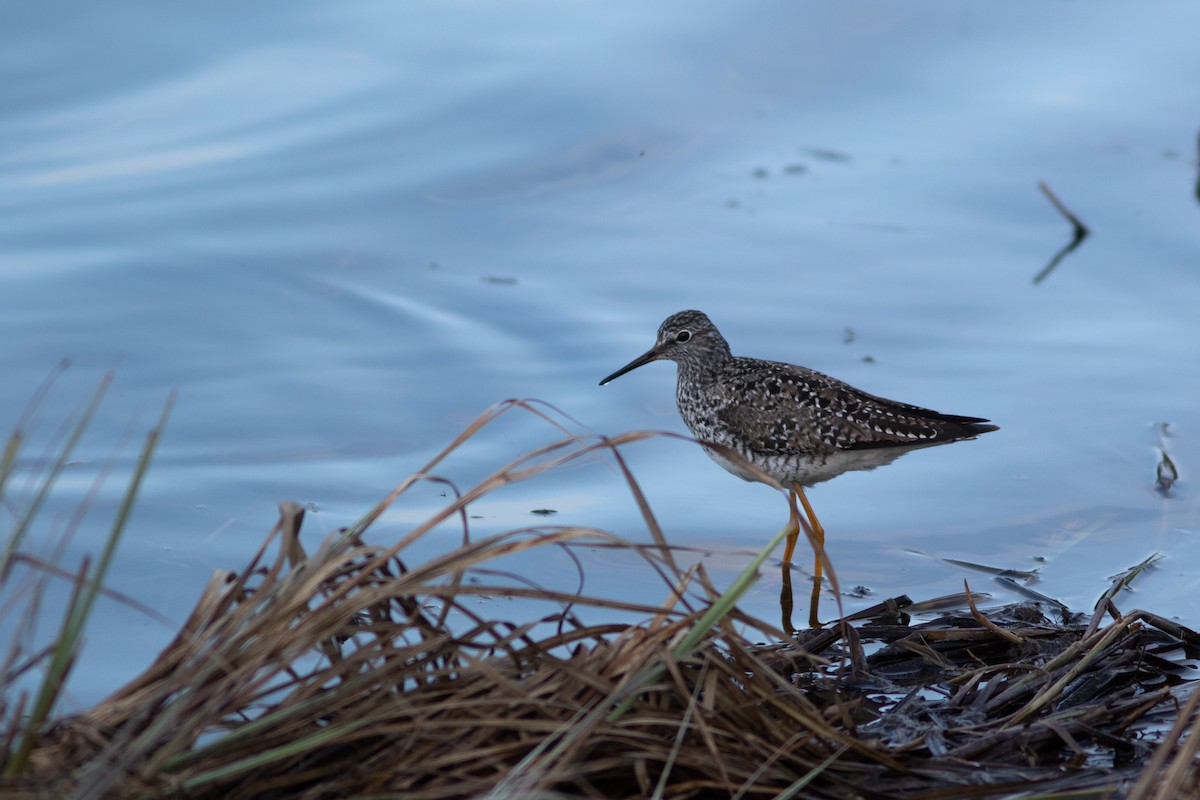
[715,359,996,456]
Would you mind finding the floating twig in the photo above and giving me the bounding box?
[1085,552,1162,637]
[1033,181,1090,284]
[966,580,1026,645]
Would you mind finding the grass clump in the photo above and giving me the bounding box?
[1,369,174,783]
[1,395,1198,799]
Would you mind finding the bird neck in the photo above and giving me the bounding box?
[674,344,732,386]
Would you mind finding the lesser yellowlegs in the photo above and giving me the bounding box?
[599,310,997,565]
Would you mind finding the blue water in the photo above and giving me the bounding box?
[3,1,1199,710]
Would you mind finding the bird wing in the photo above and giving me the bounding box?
[715,359,990,456]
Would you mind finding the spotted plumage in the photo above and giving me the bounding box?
[599,310,997,570]
[600,310,997,488]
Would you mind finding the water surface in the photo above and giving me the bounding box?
[2,1,1199,709]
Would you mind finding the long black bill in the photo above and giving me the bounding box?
[598,347,661,386]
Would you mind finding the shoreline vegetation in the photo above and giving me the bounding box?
[2,390,1197,799]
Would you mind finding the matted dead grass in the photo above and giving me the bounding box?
[3,400,1198,799]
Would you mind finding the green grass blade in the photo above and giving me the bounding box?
[607,521,791,722]
[3,391,174,776]
[0,373,112,580]
[180,716,378,790]
[0,429,21,503]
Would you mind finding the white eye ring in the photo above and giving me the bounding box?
[675,330,691,343]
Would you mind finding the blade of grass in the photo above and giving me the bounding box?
[179,714,380,791]
[777,744,850,800]
[607,520,793,721]
[0,373,112,580]
[0,429,21,504]
[0,360,70,505]
[1003,615,1132,728]
[3,391,174,776]
[1085,553,1161,637]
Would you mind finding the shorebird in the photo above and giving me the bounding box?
[599,310,997,566]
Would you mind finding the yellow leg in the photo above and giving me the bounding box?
[793,483,825,552]
[782,485,824,565]
[782,490,801,564]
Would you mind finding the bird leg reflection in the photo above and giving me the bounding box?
[807,571,821,628]
[794,483,828,628]
[779,563,794,634]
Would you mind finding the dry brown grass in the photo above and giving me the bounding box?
[2,399,1198,799]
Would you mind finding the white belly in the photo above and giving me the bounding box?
[700,440,922,489]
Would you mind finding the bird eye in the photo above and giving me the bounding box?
[675,330,691,343]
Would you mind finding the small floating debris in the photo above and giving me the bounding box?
[1155,422,1179,498]
[803,147,851,162]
